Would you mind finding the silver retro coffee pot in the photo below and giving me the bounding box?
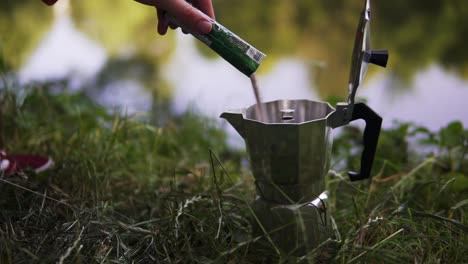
[221,0,388,254]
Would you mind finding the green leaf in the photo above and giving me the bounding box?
[451,199,468,210]
[442,172,468,193]
[439,121,464,148]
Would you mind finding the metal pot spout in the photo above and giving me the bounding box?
[220,110,246,138]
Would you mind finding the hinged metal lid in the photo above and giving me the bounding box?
[347,0,389,106]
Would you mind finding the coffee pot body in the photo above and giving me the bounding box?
[220,0,388,253]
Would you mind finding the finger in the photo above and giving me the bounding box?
[192,0,215,19]
[156,0,212,35]
[169,22,178,30]
[156,8,169,35]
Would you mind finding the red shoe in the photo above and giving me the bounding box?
[0,151,54,176]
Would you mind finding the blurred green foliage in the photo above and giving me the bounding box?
[70,1,175,62]
[333,120,468,197]
[0,83,233,188]
[182,0,468,96]
[3,0,468,98]
[214,0,468,96]
[374,1,468,79]
[213,0,363,97]
[1,83,467,263]
[0,0,53,69]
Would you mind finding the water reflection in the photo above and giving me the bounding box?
[5,1,468,148]
[13,16,468,148]
[165,33,318,147]
[362,66,468,131]
[166,34,318,114]
[165,33,468,147]
[19,9,106,87]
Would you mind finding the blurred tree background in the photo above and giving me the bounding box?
[0,0,53,70]
[1,0,468,99]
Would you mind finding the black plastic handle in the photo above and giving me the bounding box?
[369,50,389,68]
[348,102,382,181]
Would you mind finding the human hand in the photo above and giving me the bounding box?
[134,0,215,36]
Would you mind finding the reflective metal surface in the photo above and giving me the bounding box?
[221,99,335,204]
[251,193,333,254]
[219,0,388,253]
[244,99,334,124]
[348,0,371,106]
[347,0,388,119]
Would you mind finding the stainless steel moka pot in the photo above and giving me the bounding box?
[221,0,388,254]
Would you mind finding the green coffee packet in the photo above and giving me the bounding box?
[168,10,266,77]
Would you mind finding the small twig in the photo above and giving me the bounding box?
[131,218,163,227]
[57,226,84,264]
[99,247,113,264]
[215,201,223,240]
[0,178,73,208]
[0,178,93,216]
[391,157,437,190]
[19,247,39,261]
[209,149,223,199]
[64,220,79,233]
[347,228,404,263]
[39,189,47,216]
[394,208,468,233]
[117,221,158,236]
[330,215,341,242]
[162,243,173,264]
[209,149,225,240]
[372,173,404,183]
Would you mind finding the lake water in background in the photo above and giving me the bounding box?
[165,33,468,147]
[18,13,468,148]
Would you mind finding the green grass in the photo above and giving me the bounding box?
[0,83,467,263]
